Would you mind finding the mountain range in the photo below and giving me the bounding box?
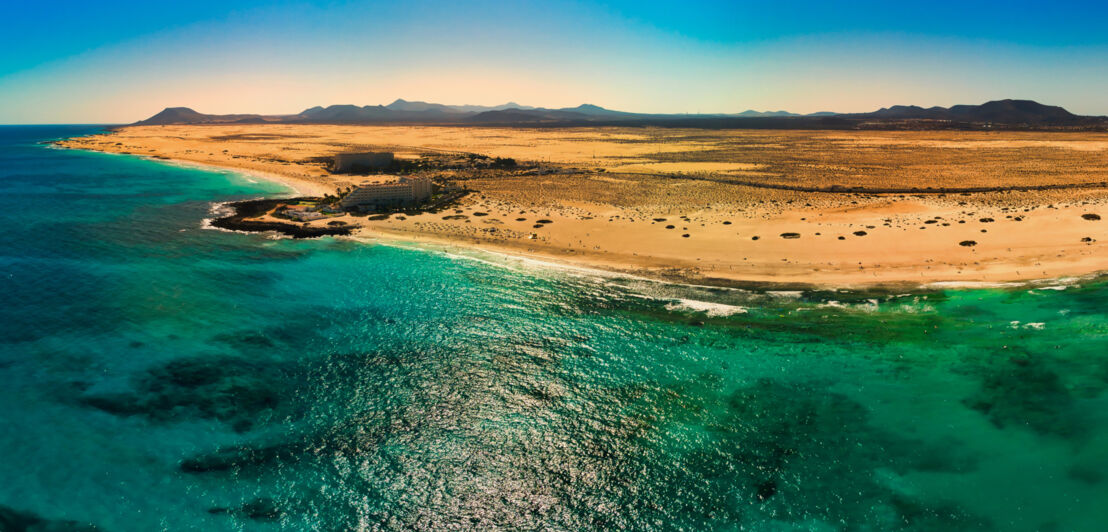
[842,99,1081,124]
[133,99,1107,129]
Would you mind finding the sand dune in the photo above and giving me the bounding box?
[57,125,1108,287]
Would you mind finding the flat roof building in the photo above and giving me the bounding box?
[340,176,432,210]
[333,152,394,172]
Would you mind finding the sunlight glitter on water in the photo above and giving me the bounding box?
[1,127,1107,531]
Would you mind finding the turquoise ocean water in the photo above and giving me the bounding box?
[1,126,1107,531]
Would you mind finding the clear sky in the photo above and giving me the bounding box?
[3,0,1108,123]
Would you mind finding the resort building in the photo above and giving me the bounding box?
[286,210,323,222]
[275,203,325,221]
[333,151,394,172]
[340,176,432,210]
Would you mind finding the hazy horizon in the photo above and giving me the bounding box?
[4,1,1108,124]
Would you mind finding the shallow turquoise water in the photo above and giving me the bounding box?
[1,126,1107,531]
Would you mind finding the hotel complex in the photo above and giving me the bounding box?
[333,151,395,172]
[339,176,433,210]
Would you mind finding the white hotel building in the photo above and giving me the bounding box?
[339,176,432,210]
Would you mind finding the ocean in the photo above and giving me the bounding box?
[1,125,1106,531]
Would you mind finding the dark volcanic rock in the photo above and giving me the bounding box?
[963,355,1086,438]
[210,198,351,238]
[208,498,284,521]
[683,379,992,529]
[80,355,303,431]
[182,440,305,473]
[0,505,100,531]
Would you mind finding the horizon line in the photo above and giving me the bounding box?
[138,97,1091,119]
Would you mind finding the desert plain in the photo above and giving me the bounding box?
[58,125,1108,287]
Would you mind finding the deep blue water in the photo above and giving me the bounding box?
[1,126,1107,531]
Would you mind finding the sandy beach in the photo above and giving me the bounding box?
[57,124,1108,288]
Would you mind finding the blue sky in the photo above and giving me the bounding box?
[3,1,1108,123]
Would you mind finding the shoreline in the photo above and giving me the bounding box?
[51,141,333,197]
[207,197,353,238]
[153,157,329,197]
[55,125,1108,290]
[347,224,1108,292]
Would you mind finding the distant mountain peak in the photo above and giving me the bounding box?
[861,99,1078,123]
[556,103,628,117]
[134,107,208,125]
[385,99,453,112]
[734,110,801,118]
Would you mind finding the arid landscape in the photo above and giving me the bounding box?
[59,124,1108,287]
[14,2,1108,529]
